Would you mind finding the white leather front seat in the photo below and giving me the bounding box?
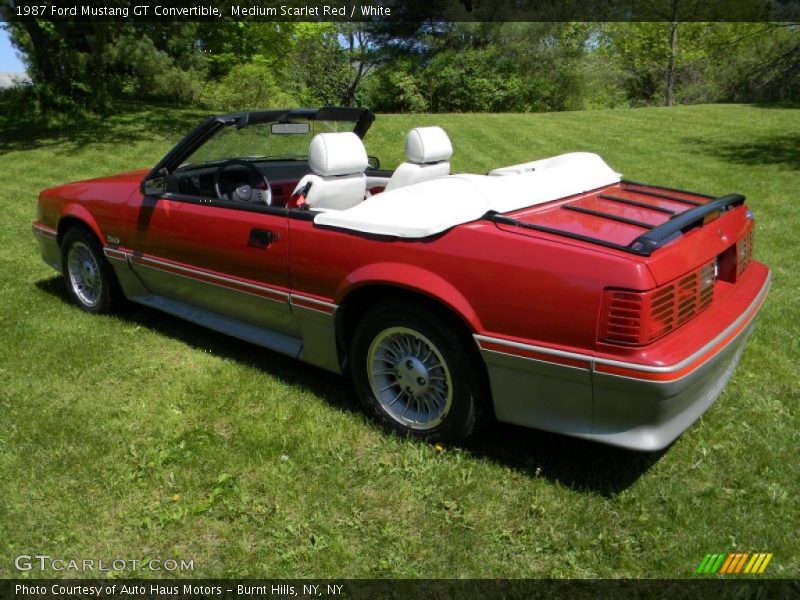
[292,132,368,210]
[385,127,453,191]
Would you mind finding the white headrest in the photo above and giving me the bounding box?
[405,127,453,164]
[309,132,368,177]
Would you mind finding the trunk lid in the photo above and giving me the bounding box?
[494,181,754,285]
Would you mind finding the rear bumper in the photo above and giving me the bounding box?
[32,222,60,273]
[476,263,771,451]
[590,269,769,450]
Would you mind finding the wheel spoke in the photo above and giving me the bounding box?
[367,326,454,431]
[399,398,411,418]
[67,241,102,307]
[386,390,403,407]
[420,394,432,414]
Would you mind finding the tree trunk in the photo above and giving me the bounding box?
[665,3,680,106]
[18,20,60,88]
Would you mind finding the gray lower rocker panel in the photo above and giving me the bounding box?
[290,302,341,374]
[131,294,303,358]
[108,252,342,372]
[132,259,298,339]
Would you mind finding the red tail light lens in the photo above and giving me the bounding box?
[600,262,715,346]
[736,229,754,277]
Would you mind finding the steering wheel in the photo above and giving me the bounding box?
[213,159,272,205]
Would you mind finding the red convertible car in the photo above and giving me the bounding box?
[32,107,770,451]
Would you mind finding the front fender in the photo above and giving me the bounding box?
[337,262,484,332]
[58,203,105,244]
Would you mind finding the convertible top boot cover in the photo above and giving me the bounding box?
[314,152,621,238]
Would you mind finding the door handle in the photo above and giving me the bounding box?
[248,228,276,249]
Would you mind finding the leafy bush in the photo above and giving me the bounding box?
[361,63,428,113]
[577,53,628,110]
[0,82,94,125]
[107,35,205,105]
[423,49,526,112]
[200,57,296,111]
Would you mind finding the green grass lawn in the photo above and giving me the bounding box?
[0,102,798,579]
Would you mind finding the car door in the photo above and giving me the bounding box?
[123,193,300,355]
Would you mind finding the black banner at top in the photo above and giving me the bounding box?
[2,0,800,22]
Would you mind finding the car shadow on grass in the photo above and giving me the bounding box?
[468,422,663,496]
[36,275,664,496]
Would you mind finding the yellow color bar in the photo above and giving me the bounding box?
[758,553,773,574]
[743,554,760,574]
[749,554,766,573]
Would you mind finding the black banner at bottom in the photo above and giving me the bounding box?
[2,579,799,600]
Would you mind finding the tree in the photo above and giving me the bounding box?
[365,23,594,113]
[4,11,206,112]
[195,22,298,80]
[725,23,800,102]
[286,23,350,105]
[337,23,385,106]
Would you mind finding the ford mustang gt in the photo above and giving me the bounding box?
[32,107,770,450]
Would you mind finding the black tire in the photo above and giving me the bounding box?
[60,225,122,314]
[349,301,490,444]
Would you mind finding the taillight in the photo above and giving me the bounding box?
[736,229,754,277]
[600,262,715,346]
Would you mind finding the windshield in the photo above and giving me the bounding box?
[179,118,359,169]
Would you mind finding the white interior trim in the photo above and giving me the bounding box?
[314,152,621,238]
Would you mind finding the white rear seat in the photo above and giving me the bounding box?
[384,127,453,191]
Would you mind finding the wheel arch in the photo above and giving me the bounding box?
[56,205,104,247]
[334,264,484,369]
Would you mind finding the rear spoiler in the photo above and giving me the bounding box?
[628,194,745,254]
[487,192,746,257]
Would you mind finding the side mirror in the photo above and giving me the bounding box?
[367,155,381,170]
[141,168,168,196]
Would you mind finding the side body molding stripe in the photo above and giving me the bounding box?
[101,247,339,312]
[32,222,57,238]
[101,246,342,373]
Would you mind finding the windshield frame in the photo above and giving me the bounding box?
[143,107,375,184]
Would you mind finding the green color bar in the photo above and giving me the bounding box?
[711,554,726,573]
[697,554,712,573]
[706,554,720,573]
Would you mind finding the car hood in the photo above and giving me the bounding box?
[41,168,148,200]
[72,168,150,186]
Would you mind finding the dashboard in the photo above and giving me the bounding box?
[168,160,315,206]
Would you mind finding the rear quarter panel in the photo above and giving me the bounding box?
[289,219,655,352]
